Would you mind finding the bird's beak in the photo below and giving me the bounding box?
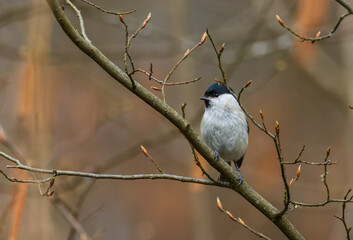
[200,96,208,101]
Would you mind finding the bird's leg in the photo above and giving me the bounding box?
[235,162,243,185]
[213,150,220,162]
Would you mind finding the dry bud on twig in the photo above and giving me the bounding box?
[217,197,224,211]
[141,145,148,156]
[316,31,321,38]
[181,103,187,119]
[296,165,301,179]
[326,146,331,157]
[219,43,225,54]
[289,178,294,186]
[244,80,252,88]
[215,198,271,240]
[238,217,245,225]
[140,145,165,174]
[276,15,285,27]
[275,121,280,135]
[226,210,234,219]
[0,125,7,143]
[151,86,161,91]
[184,49,190,57]
[142,12,151,28]
[259,109,264,119]
[201,32,207,43]
[119,15,125,24]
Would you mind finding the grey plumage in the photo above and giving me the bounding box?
[200,83,248,181]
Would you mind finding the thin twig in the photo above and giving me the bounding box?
[140,145,165,174]
[50,195,92,240]
[322,147,331,203]
[274,121,291,218]
[119,15,133,74]
[45,2,308,238]
[181,103,187,119]
[288,165,302,188]
[135,69,201,86]
[237,83,275,139]
[149,63,153,80]
[276,11,352,43]
[65,0,90,42]
[189,143,217,183]
[336,0,353,13]
[0,168,56,184]
[259,110,268,131]
[119,13,151,88]
[217,197,272,240]
[206,29,226,85]
[334,189,353,240]
[0,151,228,188]
[161,32,207,102]
[288,147,353,207]
[130,12,151,39]
[80,0,136,15]
[283,160,338,166]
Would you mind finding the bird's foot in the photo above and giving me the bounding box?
[235,162,243,185]
[213,150,220,162]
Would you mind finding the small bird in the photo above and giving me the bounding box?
[200,83,249,182]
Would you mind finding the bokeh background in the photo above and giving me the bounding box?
[0,0,352,239]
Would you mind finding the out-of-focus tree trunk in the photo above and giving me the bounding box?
[328,17,353,240]
[9,0,54,238]
[292,1,353,239]
[292,0,329,63]
[167,1,214,239]
[291,0,347,98]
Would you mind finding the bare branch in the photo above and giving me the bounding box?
[0,151,226,187]
[336,0,353,13]
[140,145,165,174]
[276,4,352,43]
[334,189,353,240]
[235,81,352,217]
[206,29,227,85]
[161,31,207,102]
[189,143,217,183]
[130,12,151,39]
[44,1,308,238]
[65,0,90,42]
[237,84,275,139]
[322,147,331,202]
[50,195,92,240]
[135,69,201,86]
[217,197,272,240]
[274,121,291,218]
[289,148,353,207]
[80,0,136,15]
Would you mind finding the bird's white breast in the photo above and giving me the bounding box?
[200,94,248,162]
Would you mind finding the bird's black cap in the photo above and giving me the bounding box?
[203,83,233,98]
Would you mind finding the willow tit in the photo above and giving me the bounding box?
[200,83,249,182]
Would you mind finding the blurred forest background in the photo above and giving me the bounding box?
[0,0,352,239]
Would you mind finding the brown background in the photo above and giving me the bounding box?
[0,0,352,239]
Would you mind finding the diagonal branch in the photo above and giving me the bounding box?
[44,1,306,239]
